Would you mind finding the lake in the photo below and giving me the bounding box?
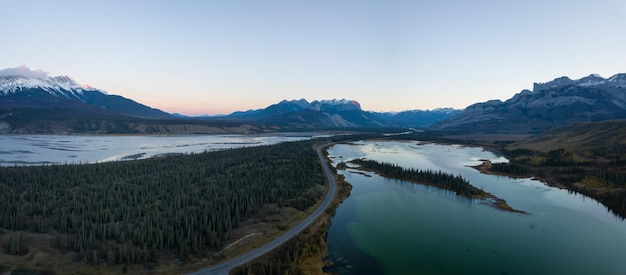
[325,141,626,275]
[0,133,324,166]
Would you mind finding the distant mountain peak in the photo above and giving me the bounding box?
[0,66,171,121]
[226,98,458,129]
[533,73,626,92]
[435,72,626,134]
[309,98,361,111]
[577,74,606,87]
[0,67,103,97]
[608,73,626,87]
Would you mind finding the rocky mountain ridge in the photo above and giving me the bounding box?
[225,98,459,128]
[0,70,457,133]
[226,98,388,128]
[433,74,626,134]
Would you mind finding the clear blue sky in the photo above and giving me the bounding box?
[2,0,625,115]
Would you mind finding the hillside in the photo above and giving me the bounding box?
[474,119,626,218]
[507,119,626,160]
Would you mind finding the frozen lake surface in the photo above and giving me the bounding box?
[0,133,323,166]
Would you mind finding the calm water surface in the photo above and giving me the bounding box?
[325,141,626,275]
[0,133,322,166]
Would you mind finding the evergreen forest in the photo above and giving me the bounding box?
[347,158,481,197]
[0,139,327,267]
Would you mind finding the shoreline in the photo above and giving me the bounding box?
[229,144,353,275]
[344,159,527,214]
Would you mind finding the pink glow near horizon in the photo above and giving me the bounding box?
[2,1,625,115]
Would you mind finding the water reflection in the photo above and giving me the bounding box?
[0,133,323,166]
[325,141,626,274]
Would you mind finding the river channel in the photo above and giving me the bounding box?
[325,141,626,275]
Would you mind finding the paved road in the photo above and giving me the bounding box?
[189,143,337,275]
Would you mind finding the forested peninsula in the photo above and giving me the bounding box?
[344,158,525,213]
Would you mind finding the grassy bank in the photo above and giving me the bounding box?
[231,151,353,275]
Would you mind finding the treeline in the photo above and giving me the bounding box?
[348,158,482,197]
[0,139,327,266]
[232,171,353,275]
[504,148,587,166]
[496,147,626,218]
[489,163,532,176]
[501,148,626,187]
[233,221,330,275]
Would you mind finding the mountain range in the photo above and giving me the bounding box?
[0,72,459,133]
[2,69,626,135]
[222,98,462,129]
[433,73,626,134]
[225,99,386,128]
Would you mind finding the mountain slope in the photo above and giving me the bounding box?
[225,98,461,129]
[375,108,462,128]
[485,119,626,219]
[0,71,185,133]
[0,75,171,119]
[432,73,626,134]
[225,99,389,128]
[507,119,626,156]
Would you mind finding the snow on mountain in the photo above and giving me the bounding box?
[533,73,626,91]
[309,99,361,111]
[608,73,626,88]
[0,66,171,120]
[0,75,103,97]
[434,73,626,134]
[229,98,364,119]
[577,74,606,87]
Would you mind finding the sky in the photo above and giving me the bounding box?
[1,0,625,115]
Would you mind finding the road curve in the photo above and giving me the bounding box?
[189,143,337,275]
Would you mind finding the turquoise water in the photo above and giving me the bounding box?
[325,141,626,275]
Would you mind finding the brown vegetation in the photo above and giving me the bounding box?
[463,121,626,219]
[232,162,353,275]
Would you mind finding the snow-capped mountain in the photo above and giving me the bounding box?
[532,73,626,90]
[309,99,362,112]
[226,98,460,128]
[0,71,171,119]
[229,99,362,118]
[0,67,175,133]
[227,98,387,128]
[0,75,101,96]
[433,73,626,134]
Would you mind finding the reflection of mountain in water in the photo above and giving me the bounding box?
[325,141,626,275]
